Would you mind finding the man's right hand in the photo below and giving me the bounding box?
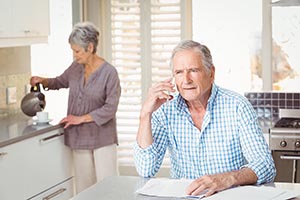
[140,77,175,116]
[137,77,175,149]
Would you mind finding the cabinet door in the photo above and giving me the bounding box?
[11,0,50,38]
[0,0,13,37]
[0,128,73,200]
[23,128,73,199]
[29,178,74,200]
[0,139,28,200]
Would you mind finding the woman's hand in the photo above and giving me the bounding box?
[59,114,93,128]
[30,76,44,86]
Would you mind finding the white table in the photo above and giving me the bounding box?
[71,176,300,200]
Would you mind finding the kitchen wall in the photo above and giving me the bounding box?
[0,47,31,117]
[245,92,300,129]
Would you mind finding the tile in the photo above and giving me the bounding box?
[257,93,264,98]
[264,93,271,99]
[279,93,286,99]
[272,93,279,99]
[287,93,293,100]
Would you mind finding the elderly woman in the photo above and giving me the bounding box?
[30,21,121,193]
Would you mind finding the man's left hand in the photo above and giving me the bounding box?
[186,173,235,197]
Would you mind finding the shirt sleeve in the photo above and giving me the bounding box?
[238,101,276,184]
[133,142,160,177]
[47,63,73,89]
[133,109,169,177]
[89,67,121,126]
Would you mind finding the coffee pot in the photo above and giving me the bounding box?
[21,84,46,117]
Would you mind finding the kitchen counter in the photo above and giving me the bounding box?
[0,112,62,148]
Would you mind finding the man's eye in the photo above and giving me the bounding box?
[191,68,200,73]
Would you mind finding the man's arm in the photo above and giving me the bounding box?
[136,78,175,148]
[136,112,154,148]
[186,167,258,197]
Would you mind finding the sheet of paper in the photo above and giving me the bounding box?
[136,178,205,198]
[136,178,300,200]
[204,185,300,200]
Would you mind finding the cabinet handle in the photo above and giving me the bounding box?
[40,132,64,143]
[0,152,8,157]
[42,188,67,200]
[280,155,300,160]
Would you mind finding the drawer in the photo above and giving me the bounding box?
[23,129,73,198]
[28,177,74,200]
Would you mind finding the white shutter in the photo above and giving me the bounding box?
[110,0,185,167]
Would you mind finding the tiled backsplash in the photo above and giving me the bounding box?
[0,73,31,117]
[244,92,300,128]
[0,46,31,118]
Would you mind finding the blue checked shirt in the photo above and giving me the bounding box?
[134,83,276,184]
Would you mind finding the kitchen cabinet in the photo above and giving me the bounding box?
[0,0,11,37]
[29,177,73,200]
[0,128,74,200]
[0,0,50,47]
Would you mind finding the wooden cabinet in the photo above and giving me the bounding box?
[0,128,74,200]
[0,0,50,47]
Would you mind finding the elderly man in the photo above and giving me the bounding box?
[134,40,276,197]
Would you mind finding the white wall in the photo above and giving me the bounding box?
[31,0,73,122]
[192,0,262,93]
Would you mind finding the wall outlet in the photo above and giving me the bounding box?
[6,87,17,104]
[25,84,31,94]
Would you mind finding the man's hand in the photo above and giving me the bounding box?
[136,77,175,149]
[186,168,258,197]
[140,77,175,116]
[186,173,235,197]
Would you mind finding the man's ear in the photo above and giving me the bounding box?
[210,66,215,82]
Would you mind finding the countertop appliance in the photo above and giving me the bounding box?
[20,84,46,117]
[269,108,300,183]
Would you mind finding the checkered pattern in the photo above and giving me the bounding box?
[134,83,276,184]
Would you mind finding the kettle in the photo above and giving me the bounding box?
[21,84,46,117]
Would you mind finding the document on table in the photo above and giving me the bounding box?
[204,185,300,200]
[136,178,300,200]
[136,178,205,199]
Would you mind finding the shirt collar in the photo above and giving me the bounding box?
[207,83,218,111]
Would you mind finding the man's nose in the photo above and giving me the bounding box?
[182,71,192,83]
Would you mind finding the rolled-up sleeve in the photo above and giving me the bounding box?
[239,103,276,184]
[133,142,160,177]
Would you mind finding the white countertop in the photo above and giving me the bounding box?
[71,176,300,200]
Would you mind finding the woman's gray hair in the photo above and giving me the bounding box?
[68,21,100,54]
[170,40,214,72]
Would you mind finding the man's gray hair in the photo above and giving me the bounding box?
[170,40,214,72]
[68,21,100,54]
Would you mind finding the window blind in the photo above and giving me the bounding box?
[110,0,185,167]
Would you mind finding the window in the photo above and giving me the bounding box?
[272,4,300,91]
[192,0,262,94]
[105,0,191,168]
[192,0,300,93]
